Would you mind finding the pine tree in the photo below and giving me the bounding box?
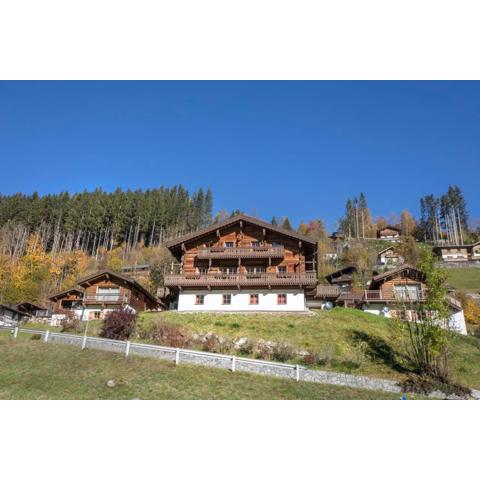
[281,217,293,231]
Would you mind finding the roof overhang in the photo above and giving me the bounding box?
[164,214,316,259]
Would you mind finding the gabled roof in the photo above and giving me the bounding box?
[378,246,395,255]
[16,301,46,311]
[378,225,401,233]
[314,285,340,299]
[164,214,317,252]
[325,265,357,284]
[76,270,160,306]
[370,264,425,288]
[433,240,480,251]
[49,287,84,302]
[0,303,29,316]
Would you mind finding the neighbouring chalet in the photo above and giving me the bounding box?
[325,265,357,292]
[163,214,318,312]
[377,226,401,241]
[309,264,467,334]
[362,264,466,333]
[432,241,480,262]
[49,270,162,321]
[15,301,50,319]
[377,246,402,266]
[0,303,29,326]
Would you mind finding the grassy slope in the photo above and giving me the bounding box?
[0,333,401,400]
[446,268,480,292]
[140,309,480,389]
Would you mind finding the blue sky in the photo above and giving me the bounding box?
[0,81,478,230]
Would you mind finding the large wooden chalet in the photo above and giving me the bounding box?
[164,214,318,311]
[49,270,161,321]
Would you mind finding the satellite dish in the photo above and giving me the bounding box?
[382,306,390,315]
[324,302,333,310]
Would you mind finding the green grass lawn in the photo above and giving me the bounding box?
[139,309,480,389]
[446,268,480,292]
[0,333,403,400]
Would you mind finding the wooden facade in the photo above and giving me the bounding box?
[49,271,161,317]
[365,265,426,302]
[377,226,401,240]
[164,214,317,290]
[77,271,160,311]
[433,241,480,262]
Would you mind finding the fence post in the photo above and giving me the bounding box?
[13,326,19,339]
[231,355,236,372]
[295,364,300,382]
[44,330,50,343]
[125,340,131,358]
[175,348,180,365]
[82,334,87,350]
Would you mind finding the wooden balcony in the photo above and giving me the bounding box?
[363,290,426,302]
[84,294,130,305]
[197,245,284,259]
[164,271,317,288]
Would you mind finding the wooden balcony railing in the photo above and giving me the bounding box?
[84,294,130,304]
[164,272,317,287]
[197,246,284,259]
[363,290,426,302]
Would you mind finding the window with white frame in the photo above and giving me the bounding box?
[249,294,259,305]
[222,294,232,305]
[220,266,238,274]
[246,266,266,274]
[97,287,120,301]
[394,284,421,301]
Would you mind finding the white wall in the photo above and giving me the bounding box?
[361,305,467,335]
[449,310,467,335]
[177,289,306,312]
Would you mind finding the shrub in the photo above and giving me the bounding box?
[256,343,271,360]
[238,339,255,355]
[30,333,42,340]
[303,350,319,366]
[100,310,137,341]
[230,322,241,329]
[400,374,471,398]
[202,335,218,352]
[272,342,295,362]
[139,321,191,348]
[317,344,335,365]
[60,315,82,333]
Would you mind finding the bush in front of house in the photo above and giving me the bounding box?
[100,310,137,341]
[138,321,192,348]
[271,342,295,362]
[60,313,82,333]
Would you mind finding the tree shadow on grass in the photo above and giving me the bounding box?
[351,330,413,374]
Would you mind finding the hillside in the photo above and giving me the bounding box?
[446,268,480,292]
[139,309,480,389]
[0,333,402,400]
